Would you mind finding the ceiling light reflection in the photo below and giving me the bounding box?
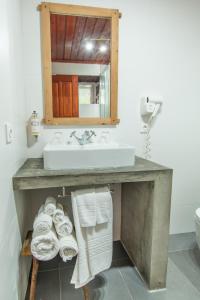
[85,42,94,51]
[99,45,107,53]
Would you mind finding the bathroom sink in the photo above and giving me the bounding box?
[43,143,135,170]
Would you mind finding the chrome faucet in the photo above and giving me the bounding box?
[70,130,96,145]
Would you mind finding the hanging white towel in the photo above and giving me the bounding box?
[44,197,57,216]
[95,186,112,224]
[31,226,59,261]
[71,192,94,288]
[59,232,78,262]
[55,215,73,237]
[53,203,65,224]
[71,187,113,288]
[75,188,96,227]
[33,205,53,235]
[86,202,113,276]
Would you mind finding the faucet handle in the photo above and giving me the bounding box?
[70,130,76,138]
[90,130,96,136]
[84,130,90,136]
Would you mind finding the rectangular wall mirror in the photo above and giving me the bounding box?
[39,2,120,125]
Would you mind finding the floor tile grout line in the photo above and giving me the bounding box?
[39,257,128,273]
[168,248,195,254]
[39,267,60,273]
[168,258,200,296]
[113,257,131,261]
[39,264,75,272]
[170,258,200,281]
[118,268,135,300]
[58,268,62,300]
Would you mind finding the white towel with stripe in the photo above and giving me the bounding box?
[71,187,113,288]
[76,188,96,227]
[95,186,111,224]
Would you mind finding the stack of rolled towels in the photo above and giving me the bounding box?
[31,196,78,262]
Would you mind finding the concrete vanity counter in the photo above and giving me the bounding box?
[13,156,172,190]
[13,157,173,291]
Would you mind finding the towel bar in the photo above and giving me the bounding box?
[58,184,114,198]
[21,231,90,300]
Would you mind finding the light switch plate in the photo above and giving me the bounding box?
[5,123,14,144]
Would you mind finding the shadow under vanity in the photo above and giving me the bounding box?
[13,156,172,291]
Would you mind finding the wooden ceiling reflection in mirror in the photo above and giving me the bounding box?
[39,2,121,125]
[51,15,111,64]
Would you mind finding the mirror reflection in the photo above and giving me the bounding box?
[50,14,111,118]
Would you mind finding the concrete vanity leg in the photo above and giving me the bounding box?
[121,171,172,290]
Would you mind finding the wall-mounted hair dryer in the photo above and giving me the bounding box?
[140,96,163,159]
[140,96,163,121]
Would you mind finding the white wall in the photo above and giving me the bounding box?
[52,62,101,75]
[22,0,200,234]
[0,0,29,299]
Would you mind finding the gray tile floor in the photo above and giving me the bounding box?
[27,241,200,300]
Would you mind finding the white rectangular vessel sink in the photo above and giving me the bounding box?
[43,143,135,170]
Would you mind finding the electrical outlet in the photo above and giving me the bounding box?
[5,123,14,144]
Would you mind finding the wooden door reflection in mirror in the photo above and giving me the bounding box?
[39,3,120,125]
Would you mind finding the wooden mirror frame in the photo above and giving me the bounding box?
[38,2,121,125]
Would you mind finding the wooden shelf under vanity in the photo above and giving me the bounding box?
[13,156,173,291]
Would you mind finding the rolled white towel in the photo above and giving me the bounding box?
[31,227,59,261]
[55,215,73,237]
[38,205,45,215]
[33,206,52,235]
[59,233,78,262]
[44,197,57,216]
[53,203,65,224]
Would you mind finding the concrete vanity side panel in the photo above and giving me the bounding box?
[148,170,172,289]
[121,170,172,290]
[113,184,122,241]
[121,181,154,286]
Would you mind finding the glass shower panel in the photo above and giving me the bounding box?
[99,65,110,118]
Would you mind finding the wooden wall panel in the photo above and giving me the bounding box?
[72,76,79,117]
[52,75,78,118]
[64,16,76,60]
[58,82,64,117]
[52,82,59,117]
[50,14,57,61]
[50,15,111,64]
[56,15,66,60]
[63,82,73,117]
